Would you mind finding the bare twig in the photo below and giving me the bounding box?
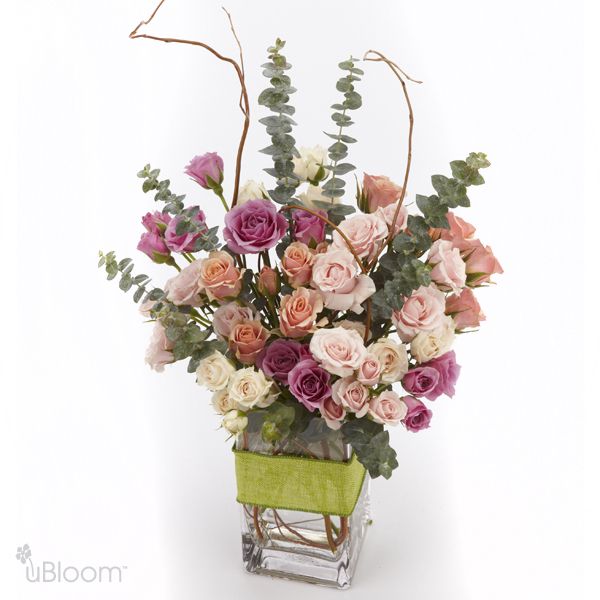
[129,0,250,207]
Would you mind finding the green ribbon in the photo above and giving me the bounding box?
[233,448,366,517]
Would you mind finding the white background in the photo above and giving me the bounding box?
[1,0,597,598]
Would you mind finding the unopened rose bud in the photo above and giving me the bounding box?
[222,409,248,434]
[137,231,172,264]
[185,152,224,190]
[258,266,280,296]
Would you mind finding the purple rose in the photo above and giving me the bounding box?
[137,231,171,263]
[142,211,171,234]
[402,366,440,400]
[288,359,332,412]
[164,207,207,253]
[223,199,288,254]
[401,396,433,432]
[257,339,312,384]
[185,152,224,189]
[292,208,326,246]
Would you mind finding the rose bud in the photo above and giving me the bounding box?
[137,231,171,264]
[258,266,280,296]
[185,152,224,190]
[362,173,404,212]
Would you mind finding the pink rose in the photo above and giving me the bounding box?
[137,231,171,264]
[198,251,243,302]
[331,377,370,417]
[376,203,408,236]
[430,211,476,251]
[427,239,467,293]
[311,248,375,314]
[258,266,280,296]
[281,242,314,288]
[142,211,171,234]
[320,396,346,430]
[279,288,324,338]
[368,390,408,425]
[392,285,447,342]
[402,395,433,432]
[292,208,326,246]
[144,322,174,372]
[445,287,485,329]
[356,354,382,386]
[184,152,224,189]
[229,321,269,365]
[462,239,503,286]
[309,327,368,377]
[164,208,208,253]
[332,213,388,261]
[363,173,404,212]
[164,259,204,306]
[212,303,258,339]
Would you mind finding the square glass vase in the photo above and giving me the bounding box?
[235,418,371,589]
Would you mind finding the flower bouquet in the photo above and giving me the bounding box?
[100,2,502,589]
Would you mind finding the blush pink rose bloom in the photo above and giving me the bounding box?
[427,239,467,293]
[320,396,346,430]
[332,213,388,261]
[198,251,243,302]
[145,322,174,372]
[282,242,314,288]
[309,327,368,377]
[212,303,258,339]
[279,287,324,338]
[376,203,409,236]
[332,377,370,418]
[430,211,476,251]
[229,321,269,365]
[356,353,382,385]
[311,248,375,314]
[445,287,486,330]
[363,173,404,212]
[164,259,204,307]
[184,152,224,189]
[368,390,408,425]
[462,239,504,286]
[392,284,447,342]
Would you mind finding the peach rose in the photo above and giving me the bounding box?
[281,242,314,288]
[376,202,408,236]
[363,173,404,211]
[212,302,258,339]
[199,251,243,302]
[427,239,466,293]
[320,396,346,430]
[332,377,370,417]
[332,213,388,261]
[445,287,486,330]
[356,353,382,386]
[229,321,269,365]
[309,327,368,377]
[311,248,375,314]
[462,239,503,286]
[258,266,279,296]
[392,285,447,342]
[368,390,408,425]
[430,211,476,251]
[279,287,324,338]
[164,259,204,306]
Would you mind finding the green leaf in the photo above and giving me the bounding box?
[416,194,450,228]
[431,175,469,208]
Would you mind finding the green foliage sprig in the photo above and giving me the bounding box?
[258,39,300,204]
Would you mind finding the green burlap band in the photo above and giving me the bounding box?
[233,448,366,517]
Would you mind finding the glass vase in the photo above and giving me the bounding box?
[235,415,371,589]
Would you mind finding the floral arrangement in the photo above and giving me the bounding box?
[100,18,502,481]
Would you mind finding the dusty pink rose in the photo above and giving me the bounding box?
[445,287,485,330]
[258,266,280,296]
[332,377,370,417]
[229,321,269,365]
[332,212,388,261]
[164,259,204,306]
[212,303,257,339]
[164,208,207,253]
[462,239,503,286]
[279,287,324,338]
[309,327,368,377]
[427,239,467,293]
[184,152,224,189]
[421,351,461,399]
[356,354,382,386]
[282,242,314,288]
[402,366,440,399]
[368,390,408,425]
[376,203,408,236]
[392,285,447,342]
[430,211,476,251]
[142,211,171,234]
[402,395,433,432]
[199,251,243,302]
[288,359,332,412]
[320,396,346,430]
[257,339,312,384]
[292,208,326,246]
[363,173,404,211]
[137,232,171,263]
[145,322,174,372]
[311,248,375,314]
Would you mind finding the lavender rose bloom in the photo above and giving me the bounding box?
[402,395,433,432]
[185,152,224,189]
[425,351,461,398]
[288,359,332,412]
[164,207,207,253]
[142,211,171,234]
[402,366,440,400]
[137,231,171,263]
[224,199,288,254]
[292,208,326,246]
[257,339,312,384]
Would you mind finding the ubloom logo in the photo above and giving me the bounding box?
[16,544,127,584]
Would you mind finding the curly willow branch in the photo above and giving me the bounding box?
[129,0,250,208]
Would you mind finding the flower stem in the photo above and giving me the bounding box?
[216,191,230,212]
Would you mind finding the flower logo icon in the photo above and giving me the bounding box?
[16,544,32,564]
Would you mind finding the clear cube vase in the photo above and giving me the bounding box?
[235,416,371,589]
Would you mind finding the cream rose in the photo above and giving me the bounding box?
[309,327,368,377]
[332,213,388,261]
[298,185,337,208]
[392,285,447,342]
[211,389,235,414]
[222,409,248,434]
[196,351,236,391]
[427,239,466,293]
[410,316,455,363]
[331,377,370,417]
[368,338,409,383]
[368,390,408,425]
[227,368,278,410]
[237,179,268,204]
[293,145,328,182]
